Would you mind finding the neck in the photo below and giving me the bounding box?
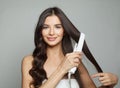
[46,44,64,60]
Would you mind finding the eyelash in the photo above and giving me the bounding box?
[43,26,48,29]
[55,26,62,28]
[42,25,62,29]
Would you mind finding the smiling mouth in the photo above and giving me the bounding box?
[47,37,57,41]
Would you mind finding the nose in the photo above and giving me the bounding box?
[49,27,55,35]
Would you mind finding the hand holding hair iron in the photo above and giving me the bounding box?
[68,33,85,74]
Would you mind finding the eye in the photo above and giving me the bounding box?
[55,25,62,29]
[42,24,49,29]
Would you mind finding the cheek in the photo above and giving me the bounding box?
[56,29,64,37]
[42,30,48,37]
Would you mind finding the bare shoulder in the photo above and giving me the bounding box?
[21,55,34,82]
[22,55,34,71]
[22,55,34,65]
[22,55,34,87]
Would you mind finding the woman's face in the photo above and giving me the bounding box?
[42,15,64,47]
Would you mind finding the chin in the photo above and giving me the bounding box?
[46,42,62,47]
[47,43,57,47]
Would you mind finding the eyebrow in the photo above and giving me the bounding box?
[55,24,62,26]
[43,24,62,26]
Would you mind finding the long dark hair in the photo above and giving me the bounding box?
[29,7,111,88]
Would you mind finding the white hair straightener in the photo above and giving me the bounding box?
[68,33,85,88]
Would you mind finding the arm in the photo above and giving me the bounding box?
[78,61,97,88]
[21,56,34,88]
[21,56,66,88]
[40,52,82,88]
[39,66,66,88]
[22,52,81,88]
[92,73,118,88]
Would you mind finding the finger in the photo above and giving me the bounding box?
[69,52,83,57]
[100,79,111,86]
[67,56,80,65]
[67,51,81,54]
[70,53,82,60]
[99,76,106,81]
[66,52,81,58]
[91,73,104,78]
[73,62,80,67]
[74,51,83,54]
[73,58,80,63]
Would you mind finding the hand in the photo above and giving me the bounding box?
[58,52,82,73]
[91,72,118,86]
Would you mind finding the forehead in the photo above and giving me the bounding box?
[44,15,61,24]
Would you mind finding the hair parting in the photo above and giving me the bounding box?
[29,7,112,88]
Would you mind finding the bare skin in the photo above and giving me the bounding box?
[22,55,118,88]
[22,52,96,88]
[22,15,85,88]
[92,73,118,87]
[21,55,33,88]
[22,15,96,88]
[22,15,118,88]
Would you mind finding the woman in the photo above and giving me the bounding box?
[22,7,118,88]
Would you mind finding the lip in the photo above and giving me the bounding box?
[47,37,57,41]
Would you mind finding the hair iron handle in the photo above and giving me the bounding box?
[68,33,85,74]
